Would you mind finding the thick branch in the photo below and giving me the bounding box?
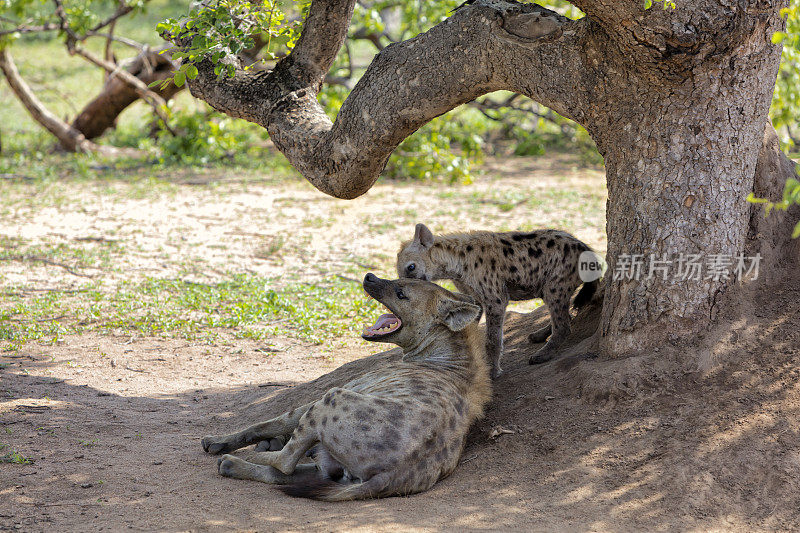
[68,43,175,135]
[177,0,593,199]
[569,0,788,71]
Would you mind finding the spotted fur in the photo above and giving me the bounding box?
[397,223,598,378]
[201,275,491,501]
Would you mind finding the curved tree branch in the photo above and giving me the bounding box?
[173,0,595,199]
[67,42,176,135]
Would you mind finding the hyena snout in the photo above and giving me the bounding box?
[363,273,388,298]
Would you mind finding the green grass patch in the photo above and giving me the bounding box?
[0,275,384,350]
[0,443,33,464]
[0,237,126,272]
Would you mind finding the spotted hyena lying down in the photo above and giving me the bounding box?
[201,274,492,501]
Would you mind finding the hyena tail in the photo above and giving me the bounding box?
[277,472,391,501]
[573,279,599,309]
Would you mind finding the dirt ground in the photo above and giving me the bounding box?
[2,156,799,531]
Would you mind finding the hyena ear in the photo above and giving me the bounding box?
[414,223,435,249]
[438,297,482,332]
[450,292,483,322]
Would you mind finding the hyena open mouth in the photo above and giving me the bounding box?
[362,313,402,338]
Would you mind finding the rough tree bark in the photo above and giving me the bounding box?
[171,0,798,358]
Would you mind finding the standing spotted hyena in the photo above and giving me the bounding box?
[397,223,599,378]
[201,274,491,501]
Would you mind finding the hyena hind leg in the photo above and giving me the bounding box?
[529,289,572,365]
[484,303,507,380]
[201,401,314,455]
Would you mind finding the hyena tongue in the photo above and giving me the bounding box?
[362,313,402,337]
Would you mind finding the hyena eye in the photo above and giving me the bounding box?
[406,263,416,273]
[396,288,409,300]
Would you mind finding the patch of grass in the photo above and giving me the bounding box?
[0,274,384,350]
[254,236,286,260]
[0,443,33,464]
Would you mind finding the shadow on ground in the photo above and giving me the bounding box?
[1,280,799,531]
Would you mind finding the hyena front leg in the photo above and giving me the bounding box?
[201,401,315,455]
[529,287,571,365]
[485,300,508,379]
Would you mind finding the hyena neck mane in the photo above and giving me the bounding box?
[428,234,477,280]
[402,322,488,386]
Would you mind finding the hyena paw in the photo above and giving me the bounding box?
[201,435,231,455]
[254,437,286,452]
[528,349,554,365]
[217,454,243,477]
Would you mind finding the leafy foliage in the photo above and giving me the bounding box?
[153,106,267,164]
[0,443,32,464]
[154,0,308,87]
[771,4,800,152]
[0,0,147,42]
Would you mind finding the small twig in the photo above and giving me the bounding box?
[103,19,117,82]
[85,31,146,51]
[124,366,148,373]
[2,287,89,295]
[460,453,479,465]
[0,22,61,37]
[74,236,119,243]
[14,405,51,413]
[87,5,135,34]
[3,254,95,278]
[335,274,361,284]
[0,173,36,180]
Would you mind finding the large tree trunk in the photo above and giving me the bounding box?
[72,47,182,139]
[592,18,786,354]
[169,0,798,360]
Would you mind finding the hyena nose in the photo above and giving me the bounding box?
[365,273,378,284]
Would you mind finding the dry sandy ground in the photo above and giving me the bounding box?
[1,156,799,531]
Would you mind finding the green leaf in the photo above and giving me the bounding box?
[793,221,800,239]
[746,192,769,204]
[186,65,199,80]
[772,31,787,44]
[173,70,186,87]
